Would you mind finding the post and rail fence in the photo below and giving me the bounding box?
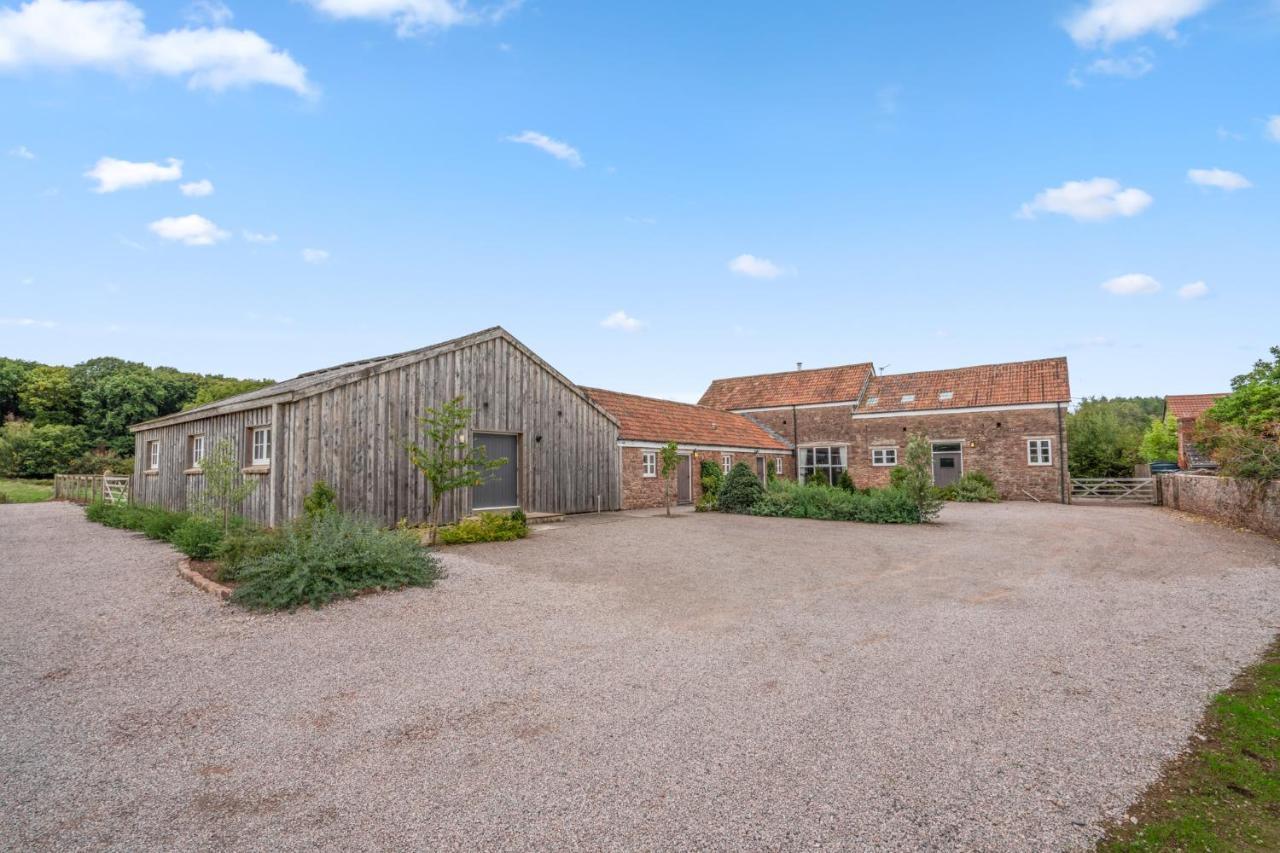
[53,474,132,505]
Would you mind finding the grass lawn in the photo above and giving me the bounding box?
[1100,637,1280,851]
[0,478,54,503]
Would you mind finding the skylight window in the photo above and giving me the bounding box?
[900,394,915,403]
[938,391,953,401]
[866,396,878,406]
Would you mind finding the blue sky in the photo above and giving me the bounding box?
[2,0,1277,403]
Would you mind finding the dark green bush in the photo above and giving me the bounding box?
[717,462,764,514]
[952,471,1000,502]
[835,469,862,493]
[303,480,337,519]
[141,507,190,540]
[231,511,442,611]
[699,459,724,498]
[214,526,283,581]
[169,516,224,560]
[437,511,528,544]
[510,507,527,525]
[751,479,919,523]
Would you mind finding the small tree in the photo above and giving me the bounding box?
[659,441,680,517]
[405,397,507,544]
[898,434,943,523]
[1138,414,1179,463]
[194,437,258,533]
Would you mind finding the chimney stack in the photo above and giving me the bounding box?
[796,362,803,371]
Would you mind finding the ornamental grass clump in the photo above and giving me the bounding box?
[231,510,441,611]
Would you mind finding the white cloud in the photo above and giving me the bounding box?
[179,178,213,197]
[505,130,583,167]
[728,253,785,279]
[1064,0,1213,48]
[1085,49,1154,78]
[85,156,181,192]
[1178,280,1209,299]
[0,0,312,95]
[148,213,228,246]
[0,316,55,327]
[1187,167,1251,190]
[600,310,641,331]
[8,144,35,159]
[243,229,278,243]
[305,0,515,37]
[1268,116,1280,142]
[1101,273,1161,295]
[301,247,329,263]
[1018,177,1152,221]
[184,0,231,26]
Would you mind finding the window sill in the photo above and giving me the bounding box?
[241,465,270,475]
[143,470,158,477]
[184,468,203,476]
[642,474,656,479]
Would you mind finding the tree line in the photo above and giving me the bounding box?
[0,356,273,478]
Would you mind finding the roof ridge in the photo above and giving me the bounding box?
[872,356,1067,381]
[582,386,746,414]
[705,361,875,384]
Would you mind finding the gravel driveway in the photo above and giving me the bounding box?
[2,501,1278,851]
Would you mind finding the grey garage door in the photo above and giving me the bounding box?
[472,433,518,509]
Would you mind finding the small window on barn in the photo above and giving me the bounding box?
[642,450,657,478]
[146,440,159,470]
[865,397,878,406]
[1027,438,1052,466]
[871,447,898,466]
[938,391,953,401]
[774,456,784,475]
[251,427,272,466]
[189,434,206,468]
[900,394,915,403]
[722,453,733,473]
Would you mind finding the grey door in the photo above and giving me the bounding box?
[931,442,962,487]
[677,455,692,504]
[472,433,518,509]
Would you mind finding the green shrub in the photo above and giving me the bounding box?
[897,434,944,522]
[952,471,1000,502]
[214,526,283,581]
[437,511,529,544]
[751,479,919,523]
[64,449,133,475]
[835,469,861,493]
[141,507,190,540]
[694,493,717,512]
[0,421,89,478]
[303,480,337,519]
[231,511,442,611]
[169,516,223,560]
[699,459,724,498]
[717,462,764,514]
[510,507,527,525]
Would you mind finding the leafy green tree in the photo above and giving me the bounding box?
[192,438,258,533]
[1207,345,1280,434]
[405,396,507,544]
[1139,414,1179,463]
[1066,399,1146,477]
[79,368,170,455]
[186,376,276,409]
[0,357,37,419]
[19,365,80,425]
[659,441,680,517]
[897,434,944,522]
[0,422,89,478]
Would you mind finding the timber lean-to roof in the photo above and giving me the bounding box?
[1165,393,1229,421]
[582,388,790,450]
[130,327,619,432]
[859,357,1071,414]
[697,362,875,410]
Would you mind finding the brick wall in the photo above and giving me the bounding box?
[619,446,795,510]
[744,404,1069,501]
[1159,473,1280,539]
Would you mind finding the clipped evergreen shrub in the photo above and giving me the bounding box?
[437,511,529,544]
[231,511,442,611]
[169,516,224,560]
[717,462,764,514]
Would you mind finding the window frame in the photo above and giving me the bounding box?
[871,446,898,467]
[189,434,206,469]
[774,456,784,475]
[721,452,733,474]
[250,426,272,467]
[145,440,159,471]
[1027,437,1053,466]
[641,450,657,478]
[803,445,846,485]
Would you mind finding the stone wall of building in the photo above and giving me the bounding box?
[620,446,795,510]
[1159,473,1280,539]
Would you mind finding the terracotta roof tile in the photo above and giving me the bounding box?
[859,357,1071,414]
[698,362,874,410]
[583,388,790,450]
[1166,393,1228,421]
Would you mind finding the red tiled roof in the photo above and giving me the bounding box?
[582,388,790,450]
[859,357,1071,414]
[697,362,874,410]
[1166,393,1228,421]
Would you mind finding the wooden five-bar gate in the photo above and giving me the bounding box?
[53,474,132,505]
[1070,477,1157,505]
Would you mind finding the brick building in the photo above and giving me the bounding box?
[583,388,792,510]
[700,357,1072,502]
[1164,393,1228,470]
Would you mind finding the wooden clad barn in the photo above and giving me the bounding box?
[129,327,622,526]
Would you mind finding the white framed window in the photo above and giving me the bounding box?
[871,447,898,466]
[190,434,206,468]
[146,440,159,470]
[900,394,915,403]
[803,445,846,485]
[722,453,733,473]
[251,427,272,466]
[774,456,784,475]
[1027,438,1052,466]
[938,391,953,401]
[642,450,657,477]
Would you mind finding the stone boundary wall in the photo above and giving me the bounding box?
[1158,473,1280,539]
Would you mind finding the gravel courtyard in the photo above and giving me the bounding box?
[2,501,1279,851]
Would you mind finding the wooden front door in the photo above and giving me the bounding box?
[676,455,692,504]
